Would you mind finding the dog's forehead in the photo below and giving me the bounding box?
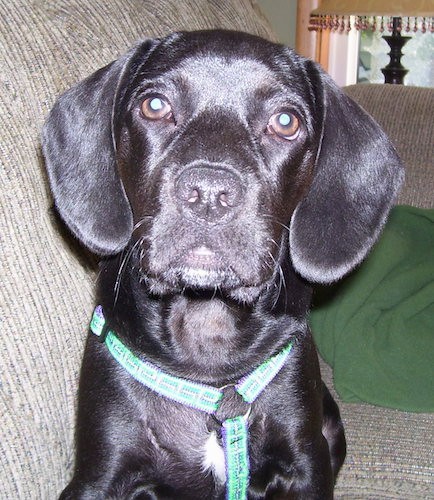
[157,54,292,109]
[178,54,273,89]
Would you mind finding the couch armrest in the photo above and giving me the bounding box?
[344,84,434,209]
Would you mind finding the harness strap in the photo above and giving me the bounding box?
[222,416,250,500]
[90,306,293,500]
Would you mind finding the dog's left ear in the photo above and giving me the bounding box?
[290,66,404,283]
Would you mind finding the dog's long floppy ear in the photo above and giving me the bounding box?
[290,67,404,283]
[42,42,154,255]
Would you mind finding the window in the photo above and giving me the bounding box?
[359,29,434,87]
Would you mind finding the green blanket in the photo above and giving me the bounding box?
[309,205,434,413]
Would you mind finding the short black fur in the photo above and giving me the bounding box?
[42,30,403,499]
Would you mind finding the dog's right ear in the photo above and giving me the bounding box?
[289,64,404,284]
[42,41,156,255]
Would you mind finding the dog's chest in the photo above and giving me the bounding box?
[142,401,231,487]
[202,431,226,484]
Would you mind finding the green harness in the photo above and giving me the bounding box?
[90,306,293,500]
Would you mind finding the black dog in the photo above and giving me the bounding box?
[42,30,403,499]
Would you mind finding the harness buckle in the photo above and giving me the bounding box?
[207,384,252,438]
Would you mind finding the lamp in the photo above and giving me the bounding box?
[309,0,434,84]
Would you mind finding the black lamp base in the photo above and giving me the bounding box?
[381,17,410,85]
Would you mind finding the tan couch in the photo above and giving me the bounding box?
[1,0,433,497]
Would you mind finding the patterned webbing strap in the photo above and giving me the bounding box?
[222,416,250,500]
[90,306,293,500]
[91,306,222,413]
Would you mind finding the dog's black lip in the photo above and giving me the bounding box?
[172,265,241,289]
[178,245,249,289]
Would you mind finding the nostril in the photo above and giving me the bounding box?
[188,188,200,204]
[218,192,229,208]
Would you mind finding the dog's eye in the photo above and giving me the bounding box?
[267,112,300,140]
[141,97,173,121]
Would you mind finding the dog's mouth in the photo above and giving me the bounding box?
[140,242,270,302]
[185,246,219,269]
[161,245,243,289]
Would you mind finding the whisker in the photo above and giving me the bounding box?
[263,216,307,264]
[273,272,283,311]
[266,237,281,254]
[133,215,153,232]
[262,213,291,234]
[276,263,289,314]
[278,263,287,296]
[211,285,219,301]
[266,250,287,310]
[275,220,291,233]
[262,259,274,272]
[266,250,277,268]
[113,237,143,307]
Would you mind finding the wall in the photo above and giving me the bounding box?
[256,0,297,48]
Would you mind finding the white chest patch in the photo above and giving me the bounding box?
[202,431,226,484]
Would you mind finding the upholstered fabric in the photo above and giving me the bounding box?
[1,0,432,497]
[344,84,434,209]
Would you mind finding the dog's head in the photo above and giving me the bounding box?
[42,30,403,303]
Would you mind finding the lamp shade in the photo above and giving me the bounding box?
[312,0,434,17]
[310,0,434,31]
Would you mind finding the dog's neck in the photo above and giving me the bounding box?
[97,255,311,383]
[165,295,241,368]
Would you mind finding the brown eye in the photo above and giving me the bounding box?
[141,97,172,120]
[268,112,300,140]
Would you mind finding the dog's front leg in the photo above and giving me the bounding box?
[253,341,337,499]
[59,482,159,500]
[58,339,158,500]
[262,441,334,500]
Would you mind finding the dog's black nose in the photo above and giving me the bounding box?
[175,166,244,222]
